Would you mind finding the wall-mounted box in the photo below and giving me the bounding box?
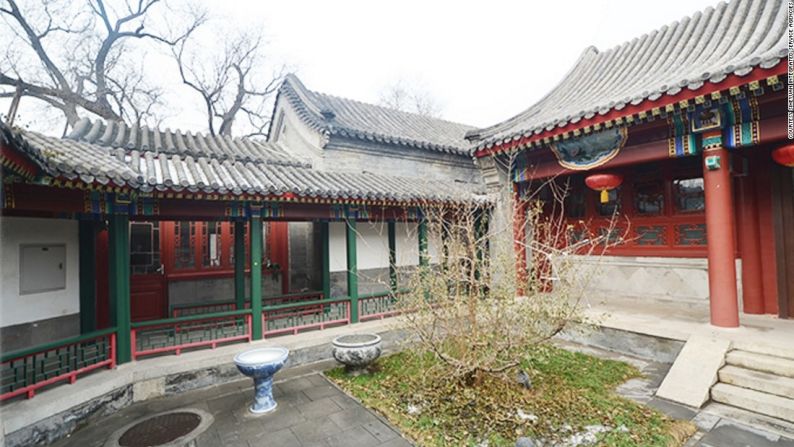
[19,244,66,294]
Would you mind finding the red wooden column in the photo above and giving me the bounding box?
[736,160,765,314]
[267,222,290,294]
[702,140,740,327]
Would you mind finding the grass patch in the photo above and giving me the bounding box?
[327,345,694,446]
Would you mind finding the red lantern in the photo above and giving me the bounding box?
[772,144,794,167]
[585,173,623,203]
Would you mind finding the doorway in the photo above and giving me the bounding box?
[130,222,167,321]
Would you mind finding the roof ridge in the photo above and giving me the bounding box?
[284,73,475,129]
[310,90,476,129]
[470,0,786,152]
[66,117,310,167]
[279,74,475,155]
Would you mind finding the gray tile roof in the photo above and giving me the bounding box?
[276,74,475,155]
[1,122,482,204]
[68,118,308,167]
[469,0,786,151]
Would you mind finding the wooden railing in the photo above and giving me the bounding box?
[1,328,116,401]
[131,310,252,359]
[170,291,324,317]
[3,289,402,401]
[358,288,409,321]
[263,297,351,337]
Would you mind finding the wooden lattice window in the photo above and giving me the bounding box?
[634,180,665,215]
[636,225,666,246]
[174,221,196,270]
[673,177,705,213]
[596,187,621,216]
[676,224,707,246]
[202,222,223,268]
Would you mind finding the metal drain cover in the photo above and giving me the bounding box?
[105,409,214,447]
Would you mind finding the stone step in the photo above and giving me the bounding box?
[726,351,794,379]
[701,402,794,441]
[732,341,794,362]
[719,365,794,399]
[711,383,794,423]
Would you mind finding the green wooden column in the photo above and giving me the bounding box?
[388,221,397,295]
[108,214,131,364]
[234,221,246,310]
[346,218,359,323]
[78,220,97,334]
[418,219,429,267]
[320,221,331,299]
[250,215,264,339]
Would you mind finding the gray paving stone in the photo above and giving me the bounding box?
[50,371,406,447]
[331,393,361,410]
[296,396,343,419]
[246,427,303,446]
[379,436,415,447]
[279,377,315,394]
[692,412,721,432]
[698,424,794,447]
[646,397,697,421]
[362,419,400,443]
[307,373,332,387]
[304,383,344,401]
[328,407,380,429]
[326,425,382,447]
[195,427,222,446]
[290,417,344,444]
[207,390,250,414]
[277,388,312,407]
[259,406,306,432]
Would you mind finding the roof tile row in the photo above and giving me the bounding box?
[2,122,482,203]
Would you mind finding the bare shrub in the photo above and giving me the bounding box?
[394,171,622,385]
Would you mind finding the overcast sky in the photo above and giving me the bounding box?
[6,0,719,134]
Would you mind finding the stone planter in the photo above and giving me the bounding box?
[234,347,289,414]
[331,333,382,375]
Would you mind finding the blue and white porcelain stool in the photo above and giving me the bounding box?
[233,347,289,414]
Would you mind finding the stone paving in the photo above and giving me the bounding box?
[52,367,412,447]
[43,339,794,447]
[556,340,794,447]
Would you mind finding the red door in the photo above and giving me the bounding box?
[130,222,167,321]
[131,274,166,321]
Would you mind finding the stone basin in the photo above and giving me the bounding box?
[234,347,289,414]
[332,333,382,374]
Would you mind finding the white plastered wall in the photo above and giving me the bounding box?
[328,221,439,273]
[0,217,80,327]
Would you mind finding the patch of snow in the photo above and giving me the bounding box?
[516,409,538,423]
[562,425,611,446]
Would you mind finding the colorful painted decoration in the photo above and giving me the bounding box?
[722,96,760,149]
[668,113,698,157]
[585,173,623,203]
[549,126,628,170]
[667,97,760,158]
[772,144,794,167]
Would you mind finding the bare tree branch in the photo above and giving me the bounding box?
[0,0,206,129]
[172,29,286,137]
[378,79,443,118]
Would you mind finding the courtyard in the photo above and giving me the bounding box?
[37,325,794,447]
[1,0,793,445]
